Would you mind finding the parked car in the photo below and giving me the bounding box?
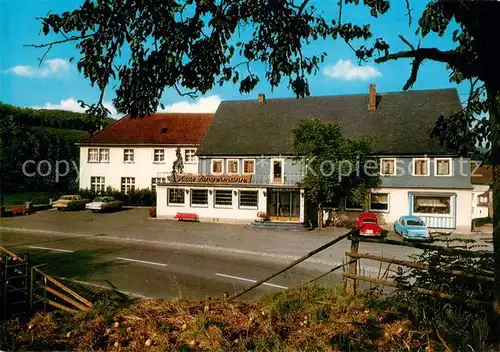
[354,212,385,237]
[393,216,431,241]
[86,196,123,213]
[51,195,89,211]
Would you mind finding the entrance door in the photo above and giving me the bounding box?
[267,190,300,222]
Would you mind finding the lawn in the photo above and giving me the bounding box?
[3,191,59,207]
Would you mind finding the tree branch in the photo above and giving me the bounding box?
[24,33,96,49]
[398,35,415,51]
[375,47,455,65]
[405,0,412,27]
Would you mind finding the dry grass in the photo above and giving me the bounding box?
[4,285,490,351]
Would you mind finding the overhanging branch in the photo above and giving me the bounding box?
[375,48,455,65]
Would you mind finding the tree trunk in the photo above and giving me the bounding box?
[487,85,500,316]
[318,202,323,230]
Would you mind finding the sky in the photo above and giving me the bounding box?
[0,0,469,119]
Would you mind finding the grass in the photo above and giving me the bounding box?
[3,191,58,207]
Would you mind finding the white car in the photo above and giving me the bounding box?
[85,196,123,213]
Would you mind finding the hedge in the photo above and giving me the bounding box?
[78,187,156,206]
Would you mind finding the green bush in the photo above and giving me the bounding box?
[78,187,155,206]
[472,216,492,228]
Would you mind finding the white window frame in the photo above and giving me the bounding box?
[243,159,256,174]
[380,158,397,176]
[151,177,166,192]
[412,194,452,217]
[477,194,489,207]
[88,148,99,163]
[90,176,106,193]
[214,189,233,208]
[99,148,110,163]
[121,177,135,194]
[153,149,165,163]
[227,159,239,175]
[369,193,390,213]
[434,157,453,177]
[185,149,197,164]
[345,198,363,211]
[167,188,185,206]
[190,188,209,207]
[270,158,285,184]
[412,157,430,176]
[211,159,223,174]
[238,190,259,209]
[124,149,135,163]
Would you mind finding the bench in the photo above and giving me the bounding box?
[174,212,198,222]
[10,205,27,216]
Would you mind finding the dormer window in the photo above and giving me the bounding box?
[380,158,396,176]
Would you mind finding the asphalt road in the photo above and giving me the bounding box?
[0,230,343,300]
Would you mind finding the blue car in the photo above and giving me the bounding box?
[393,216,431,241]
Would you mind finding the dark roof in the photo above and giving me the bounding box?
[197,88,462,156]
[472,165,492,185]
[80,113,213,145]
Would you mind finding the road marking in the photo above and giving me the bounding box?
[117,257,168,267]
[28,246,74,253]
[215,272,288,289]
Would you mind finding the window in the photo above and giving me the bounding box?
[154,149,165,163]
[151,177,167,192]
[380,158,396,176]
[191,189,208,206]
[215,190,233,207]
[212,159,222,174]
[168,188,185,205]
[185,149,197,164]
[435,158,452,176]
[413,195,451,215]
[99,149,110,162]
[121,177,135,194]
[239,190,258,208]
[413,158,429,176]
[243,159,255,174]
[90,176,106,193]
[345,198,363,211]
[271,159,283,183]
[88,148,109,163]
[124,149,135,163]
[478,193,489,206]
[88,148,99,162]
[227,159,239,174]
[369,193,389,212]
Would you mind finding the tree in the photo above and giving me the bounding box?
[293,119,380,229]
[34,0,500,312]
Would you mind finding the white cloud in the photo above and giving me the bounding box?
[158,95,221,113]
[32,98,120,119]
[322,59,382,81]
[6,58,71,78]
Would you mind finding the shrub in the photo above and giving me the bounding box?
[149,206,156,218]
[77,188,155,206]
[472,216,492,229]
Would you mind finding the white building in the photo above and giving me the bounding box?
[78,113,213,193]
[156,86,475,232]
[471,164,492,219]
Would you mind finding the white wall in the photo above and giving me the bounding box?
[79,146,199,190]
[156,185,267,223]
[472,185,490,219]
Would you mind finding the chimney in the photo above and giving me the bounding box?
[368,84,376,112]
[258,93,266,103]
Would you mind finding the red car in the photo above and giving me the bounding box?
[354,212,384,237]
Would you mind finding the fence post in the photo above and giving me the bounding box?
[346,237,359,296]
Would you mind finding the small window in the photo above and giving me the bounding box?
[215,190,233,207]
[124,149,135,163]
[435,158,452,176]
[380,158,396,176]
[243,159,255,174]
[212,160,222,174]
[191,189,208,206]
[168,188,185,205]
[154,149,165,163]
[151,177,166,192]
[272,160,283,183]
[227,159,239,174]
[478,194,489,206]
[239,190,258,208]
[345,198,363,211]
[121,177,135,194]
[413,158,429,176]
[99,148,110,162]
[88,148,99,163]
[413,195,451,215]
[90,176,106,193]
[369,193,389,212]
[185,149,197,163]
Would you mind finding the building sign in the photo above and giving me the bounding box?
[168,174,252,184]
[268,188,299,193]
